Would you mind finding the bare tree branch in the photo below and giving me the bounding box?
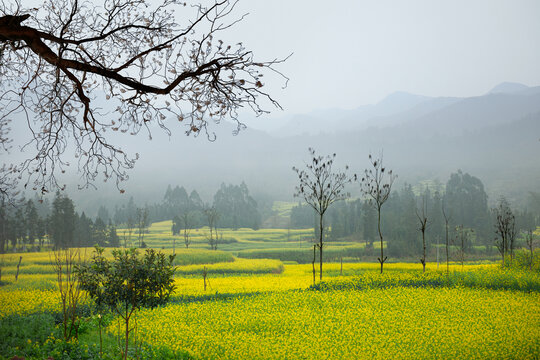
[0,0,288,197]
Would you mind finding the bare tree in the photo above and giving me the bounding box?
[453,225,472,270]
[293,148,354,281]
[493,196,516,266]
[442,202,451,275]
[416,196,428,273]
[136,207,149,248]
[204,205,219,250]
[51,247,85,340]
[181,211,194,249]
[525,230,536,270]
[0,0,287,196]
[360,153,396,274]
[124,215,134,248]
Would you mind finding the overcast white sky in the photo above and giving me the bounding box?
[221,0,540,116]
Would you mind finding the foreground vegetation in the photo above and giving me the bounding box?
[1,244,539,359]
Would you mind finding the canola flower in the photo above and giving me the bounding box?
[2,247,539,360]
[176,258,284,276]
[129,287,540,360]
[0,288,62,317]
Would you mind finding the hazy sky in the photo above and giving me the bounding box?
[222,0,540,116]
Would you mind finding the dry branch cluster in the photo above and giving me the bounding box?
[0,0,287,197]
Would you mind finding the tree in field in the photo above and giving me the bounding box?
[92,217,108,247]
[444,170,490,244]
[96,206,110,224]
[428,191,444,269]
[453,225,472,270]
[171,210,194,251]
[107,222,120,247]
[77,247,176,360]
[50,192,77,249]
[24,199,38,248]
[416,196,429,273]
[0,0,287,197]
[180,211,195,249]
[75,212,93,247]
[493,197,516,266]
[213,182,261,230]
[204,206,220,250]
[52,247,85,341]
[360,153,396,274]
[136,207,149,248]
[525,230,536,270]
[171,215,182,253]
[0,198,7,254]
[124,214,135,248]
[293,148,355,281]
[442,202,451,275]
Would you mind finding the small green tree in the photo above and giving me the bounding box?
[77,247,176,360]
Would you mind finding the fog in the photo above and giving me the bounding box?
[4,1,540,216]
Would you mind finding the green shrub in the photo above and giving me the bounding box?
[0,313,56,356]
[309,269,540,293]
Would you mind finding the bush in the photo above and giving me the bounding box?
[0,313,56,356]
[309,268,540,293]
[506,249,540,271]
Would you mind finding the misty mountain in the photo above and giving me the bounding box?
[265,91,433,136]
[488,82,530,94]
[10,82,540,215]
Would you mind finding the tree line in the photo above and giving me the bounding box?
[0,181,260,252]
[291,169,539,260]
[0,192,120,252]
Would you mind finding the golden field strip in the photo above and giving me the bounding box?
[1,225,540,359]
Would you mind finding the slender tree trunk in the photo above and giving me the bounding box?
[312,245,316,286]
[502,235,506,267]
[436,235,440,270]
[445,221,449,275]
[422,230,426,273]
[99,315,103,358]
[529,231,534,270]
[125,315,129,360]
[319,214,323,281]
[377,207,385,274]
[15,256,22,281]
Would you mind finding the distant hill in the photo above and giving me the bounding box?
[488,82,529,94]
[9,82,540,214]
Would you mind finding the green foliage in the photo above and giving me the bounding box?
[310,268,540,293]
[0,313,55,356]
[77,246,176,359]
[77,246,176,312]
[505,249,540,271]
[214,182,261,230]
[50,192,77,249]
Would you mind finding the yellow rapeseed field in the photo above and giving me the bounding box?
[2,246,539,359]
[129,287,540,360]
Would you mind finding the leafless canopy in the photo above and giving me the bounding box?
[293,147,355,280]
[360,152,396,273]
[293,148,355,217]
[360,153,396,211]
[0,0,288,196]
